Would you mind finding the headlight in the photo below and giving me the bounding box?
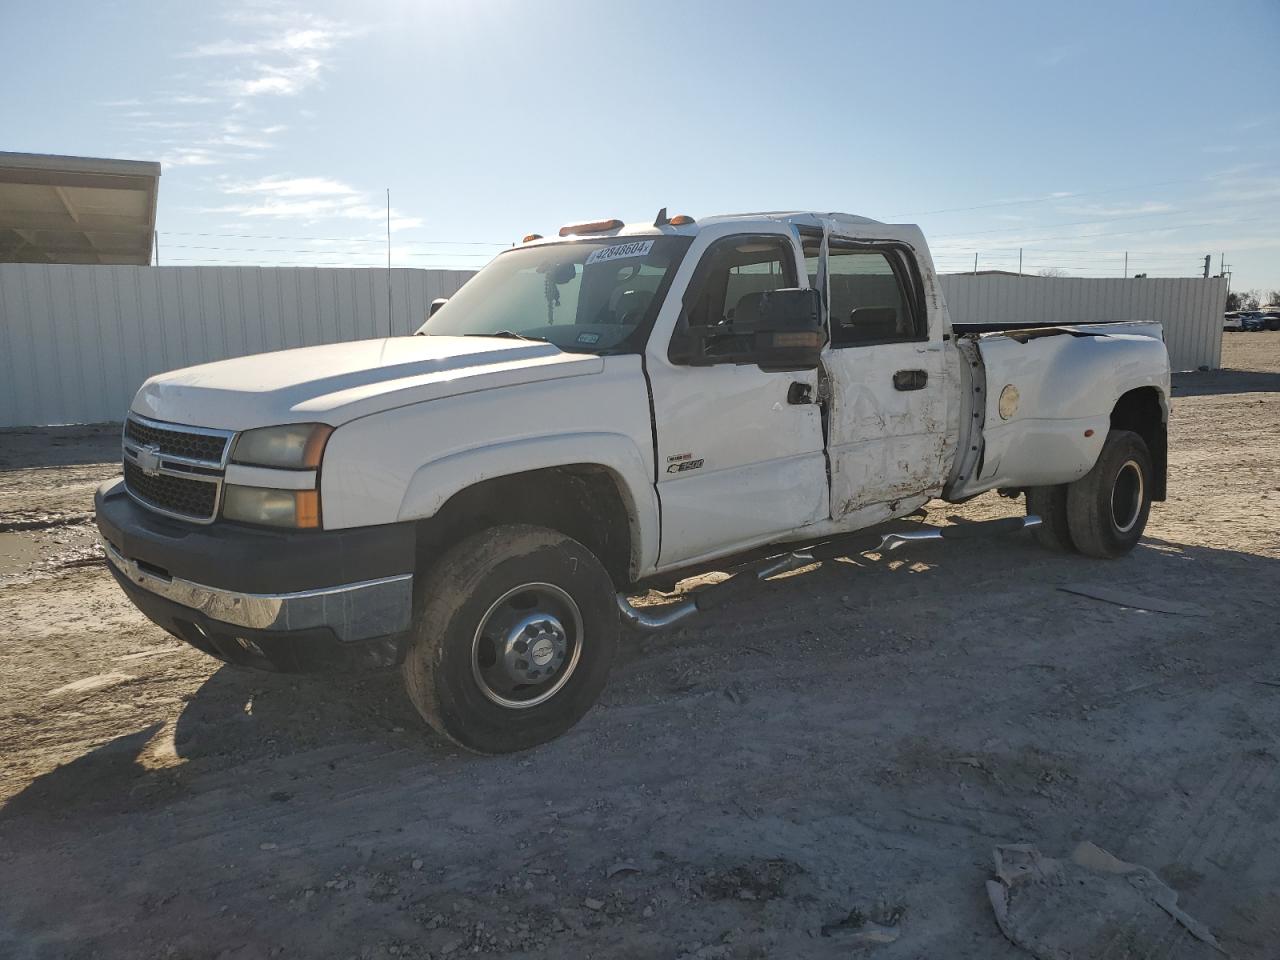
[232,423,332,469]
[222,486,321,529]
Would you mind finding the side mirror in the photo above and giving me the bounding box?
[734,288,827,371]
[428,298,448,319]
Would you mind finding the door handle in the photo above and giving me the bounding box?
[893,369,928,391]
[787,382,813,404]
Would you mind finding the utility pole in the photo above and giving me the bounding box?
[1018,248,1022,276]
[1203,255,1210,279]
[386,188,392,336]
[1123,252,1128,278]
[973,252,978,275]
[1220,253,1225,277]
[153,231,159,266]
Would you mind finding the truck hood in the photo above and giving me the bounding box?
[131,336,604,430]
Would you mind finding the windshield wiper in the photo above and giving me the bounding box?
[463,331,547,343]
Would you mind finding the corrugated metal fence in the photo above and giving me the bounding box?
[0,264,476,428]
[938,275,1226,372]
[1,265,1225,427]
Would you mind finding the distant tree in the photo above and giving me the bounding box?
[1266,289,1280,307]
[1037,267,1069,278]
[1238,289,1262,311]
[1226,292,1241,311]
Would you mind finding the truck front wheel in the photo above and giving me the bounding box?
[402,524,618,753]
[1065,430,1153,559]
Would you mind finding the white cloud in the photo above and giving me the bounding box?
[164,94,219,106]
[1054,201,1175,218]
[226,176,360,197]
[210,175,423,231]
[160,148,222,167]
[185,13,356,98]
[230,57,326,97]
[100,5,356,170]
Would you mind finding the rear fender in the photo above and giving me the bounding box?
[951,332,1170,496]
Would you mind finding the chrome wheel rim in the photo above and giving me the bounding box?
[471,582,583,709]
[1111,459,1144,534]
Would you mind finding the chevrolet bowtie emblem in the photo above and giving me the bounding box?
[134,444,162,476]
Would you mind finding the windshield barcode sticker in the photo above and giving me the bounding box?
[584,240,654,266]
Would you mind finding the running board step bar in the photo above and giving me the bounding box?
[617,515,1042,633]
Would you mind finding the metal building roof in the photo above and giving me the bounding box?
[0,151,160,265]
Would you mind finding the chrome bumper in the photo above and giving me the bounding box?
[102,537,413,644]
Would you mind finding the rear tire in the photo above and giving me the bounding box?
[1025,485,1075,552]
[402,524,618,754]
[1065,430,1153,559]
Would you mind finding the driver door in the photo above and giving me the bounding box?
[645,232,828,568]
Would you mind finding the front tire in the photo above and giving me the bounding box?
[403,524,618,754]
[1065,430,1153,558]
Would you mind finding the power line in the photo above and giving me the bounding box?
[161,243,495,257]
[158,230,509,246]
[931,214,1277,246]
[930,197,1279,240]
[163,257,486,267]
[886,175,1213,219]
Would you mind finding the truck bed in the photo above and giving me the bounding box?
[952,319,1164,338]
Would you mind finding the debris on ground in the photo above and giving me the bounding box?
[1057,583,1206,616]
[986,842,1225,958]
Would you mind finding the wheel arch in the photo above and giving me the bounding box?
[1110,386,1168,501]
[399,436,657,588]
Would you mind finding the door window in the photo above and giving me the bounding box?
[804,243,922,346]
[671,235,797,362]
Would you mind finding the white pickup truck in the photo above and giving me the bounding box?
[97,210,1171,752]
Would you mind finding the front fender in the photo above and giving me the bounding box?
[396,432,660,573]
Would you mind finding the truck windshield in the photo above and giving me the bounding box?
[418,236,692,355]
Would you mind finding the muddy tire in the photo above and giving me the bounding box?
[402,524,617,754]
[1065,430,1153,559]
[1025,485,1075,552]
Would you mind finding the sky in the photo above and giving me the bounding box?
[3,0,1279,293]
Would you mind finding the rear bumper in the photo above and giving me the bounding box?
[95,478,416,671]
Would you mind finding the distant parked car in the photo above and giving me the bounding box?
[1260,309,1280,331]
[1224,311,1243,331]
[1239,311,1266,332]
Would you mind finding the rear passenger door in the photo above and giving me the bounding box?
[808,238,950,519]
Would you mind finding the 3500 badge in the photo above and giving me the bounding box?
[666,458,704,473]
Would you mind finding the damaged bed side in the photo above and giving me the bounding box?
[944,320,1169,503]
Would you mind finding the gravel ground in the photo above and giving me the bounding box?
[1,332,1278,960]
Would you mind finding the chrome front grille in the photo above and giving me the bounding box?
[124,417,229,463]
[122,415,235,523]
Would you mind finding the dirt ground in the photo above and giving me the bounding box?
[2,333,1278,960]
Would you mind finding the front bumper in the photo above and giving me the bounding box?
[96,478,416,671]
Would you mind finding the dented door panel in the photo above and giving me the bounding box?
[824,341,951,519]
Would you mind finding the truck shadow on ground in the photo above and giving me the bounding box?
[1171,367,1280,396]
[0,667,446,829]
[3,528,1277,847]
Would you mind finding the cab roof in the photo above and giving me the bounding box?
[532,210,926,253]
